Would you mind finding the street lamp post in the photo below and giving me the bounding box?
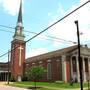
[87,74,90,90]
[74,20,83,90]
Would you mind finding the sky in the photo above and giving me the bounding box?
[0,0,90,62]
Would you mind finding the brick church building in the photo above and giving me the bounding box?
[26,45,90,82]
[0,0,90,82]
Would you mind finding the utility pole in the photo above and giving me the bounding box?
[7,50,10,84]
[74,20,83,90]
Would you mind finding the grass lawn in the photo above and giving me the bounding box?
[9,81,88,90]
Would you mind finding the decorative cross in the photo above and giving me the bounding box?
[18,46,23,66]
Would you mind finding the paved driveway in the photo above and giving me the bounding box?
[0,82,30,90]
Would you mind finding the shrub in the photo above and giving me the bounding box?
[9,75,16,82]
[22,75,28,81]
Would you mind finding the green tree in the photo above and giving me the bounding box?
[26,66,46,89]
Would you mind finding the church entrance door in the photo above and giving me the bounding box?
[17,75,21,82]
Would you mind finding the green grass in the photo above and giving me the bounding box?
[10,81,88,90]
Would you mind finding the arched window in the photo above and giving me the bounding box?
[47,63,52,80]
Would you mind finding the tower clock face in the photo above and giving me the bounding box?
[17,27,20,34]
[17,30,20,34]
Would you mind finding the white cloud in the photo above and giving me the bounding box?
[57,3,66,16]
[0,0,23,16]
[48,0,90,47]
[26,48,48,58]
[36,34,49,41]
[80,0,88,4]
[0,0,2,3]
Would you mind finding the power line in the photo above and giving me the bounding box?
[0,29,14,33]
[0,25,14,29]
[0,27,77,44]
[24,30,77,44]
[0,1,90,43]
[0,0,89,58]
[0,24,43,34]
[0,28,30,37]
[46,35,77,44]
[25,0,90,43]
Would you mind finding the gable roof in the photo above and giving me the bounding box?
[26,45,78,63]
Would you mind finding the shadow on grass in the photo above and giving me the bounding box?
[28,86,42,89]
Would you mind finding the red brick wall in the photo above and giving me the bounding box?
[51,59,62,81]
[26,57,63,82]
[11,40,25,79]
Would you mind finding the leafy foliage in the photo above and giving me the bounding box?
[10,75,16,82]
[22,75,28,81]
[26,66,46,81]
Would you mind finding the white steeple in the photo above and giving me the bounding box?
[13,0,24,41]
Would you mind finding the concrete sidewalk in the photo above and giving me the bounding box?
[0,85,29,90]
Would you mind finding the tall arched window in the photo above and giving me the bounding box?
[47,63,52,80]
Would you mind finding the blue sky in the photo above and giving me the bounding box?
[0,0,90,62]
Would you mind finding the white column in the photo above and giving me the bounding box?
[62,55,67,82]
[76,56,80,82]
[88,58,90,80]
[82,57,86,82]
[4,72,6,81]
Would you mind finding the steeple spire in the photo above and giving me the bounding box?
[17,0,22,26]
[11,0,26,82]
[13,0,24,41]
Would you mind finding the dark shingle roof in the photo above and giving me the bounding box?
[26,45,78,63]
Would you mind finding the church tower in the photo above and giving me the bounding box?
[11,0,25,81]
